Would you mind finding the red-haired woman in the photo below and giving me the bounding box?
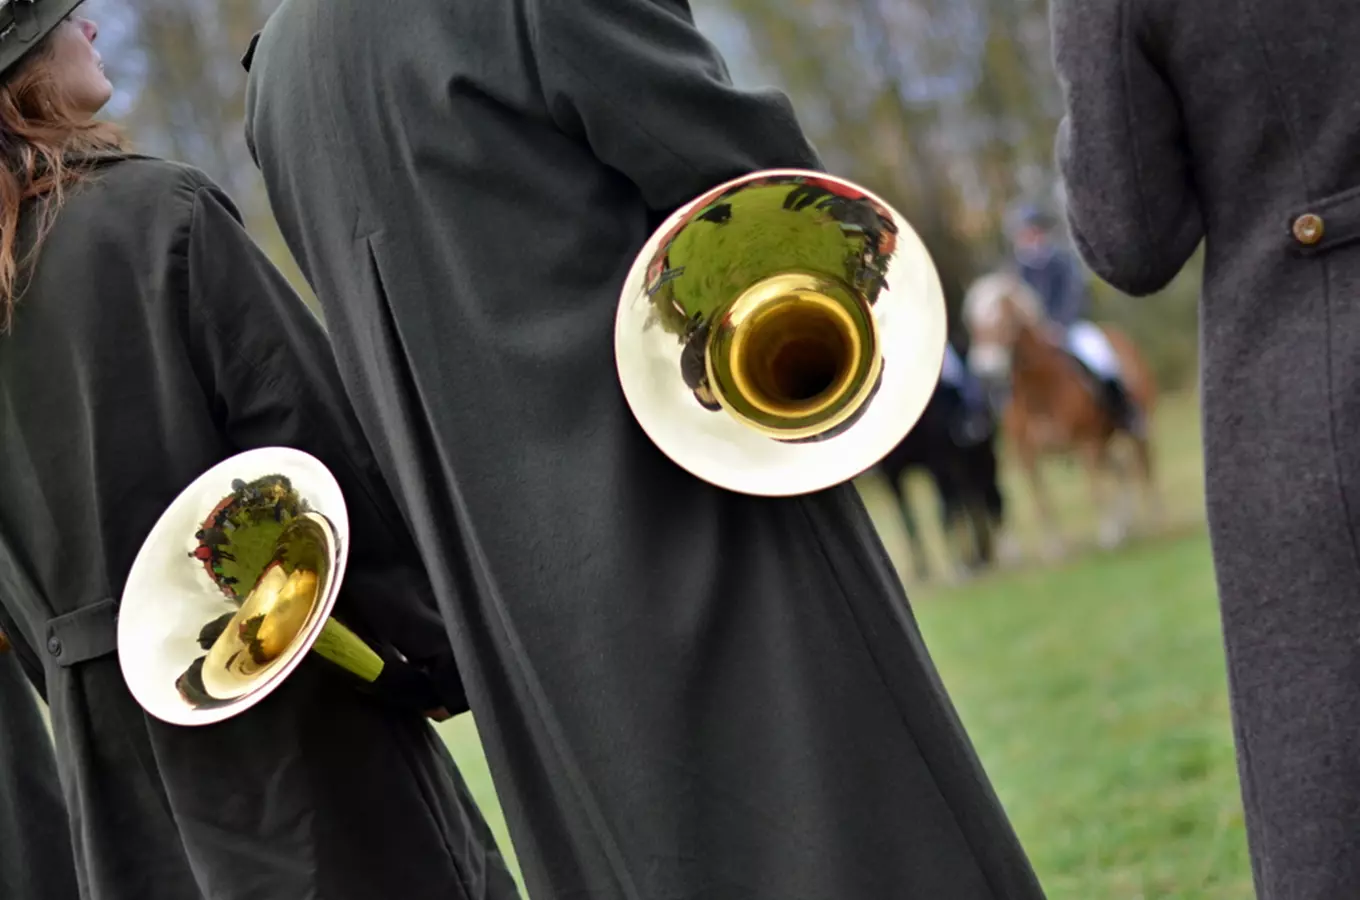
[0,5,517,899]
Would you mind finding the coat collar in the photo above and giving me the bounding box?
[64,149,158,168]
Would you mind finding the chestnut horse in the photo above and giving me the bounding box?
[961,271,1160,557]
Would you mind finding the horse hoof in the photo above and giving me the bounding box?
[1097,520,1126,549]
[1145,501,1166,531]
[945,563,978,586]
[997,535,1023,564]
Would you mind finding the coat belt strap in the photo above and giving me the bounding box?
[45,599,118,668]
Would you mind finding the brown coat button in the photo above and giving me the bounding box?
[1293,213,1325,245]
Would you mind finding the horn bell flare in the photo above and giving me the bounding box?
[614,168,947,496]
[117,447,349,727]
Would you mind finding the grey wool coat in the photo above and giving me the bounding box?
[244,1,1046,898]
[1052,1,1360,897]
[0,650,80,900]
[0,155,517,900]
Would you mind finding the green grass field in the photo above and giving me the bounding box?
[436,389,1255,899]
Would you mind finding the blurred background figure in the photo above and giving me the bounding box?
[1006,202,1142,437]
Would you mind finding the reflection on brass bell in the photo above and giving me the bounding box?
[612,169,948,497]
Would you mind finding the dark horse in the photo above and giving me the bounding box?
[876,371,1005,582]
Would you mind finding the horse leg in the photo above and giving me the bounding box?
[1085,439,1127,549]
[963,489,993,573]
[1018,439,1064,561]
[975,490,996,568]
[978,437,1016,566]
[1129,431,1162,530]
[974,436,1006,569]
[1115,446,1139,538]
[955,447,995,572]
[887,471,931,582]
[933,466,970,583]
[940,501,967,582]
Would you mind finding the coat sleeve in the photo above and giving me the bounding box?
[1051,0,1204,296]
[525,0,824,212]
[177,179,455,675]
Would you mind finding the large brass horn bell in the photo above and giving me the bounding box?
[117,447,392,726]
[614,169,948,496]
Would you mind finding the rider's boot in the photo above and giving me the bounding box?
[1102,377,1145,438]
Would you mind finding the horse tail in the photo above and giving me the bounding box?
[1099,323,1158,414]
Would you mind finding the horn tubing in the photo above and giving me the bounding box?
[710,274,879,437]
[311,618,385,683]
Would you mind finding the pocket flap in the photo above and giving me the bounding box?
[1287,184,1360,256]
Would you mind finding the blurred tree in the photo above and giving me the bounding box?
[98,0,263,207]
[91,0,1200,386]
[716,0,980,342]
[706,0,1200,382]
[95,0,316,308]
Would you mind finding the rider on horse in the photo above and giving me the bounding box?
[1007,203,1144,436]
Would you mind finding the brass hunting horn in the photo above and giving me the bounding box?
[613,169,947,496]
[117,447,436,726]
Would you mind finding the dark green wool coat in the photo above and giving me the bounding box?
[0,155,517,900]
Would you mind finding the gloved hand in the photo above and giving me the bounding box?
[363,646,469,721]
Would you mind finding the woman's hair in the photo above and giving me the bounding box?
[0,36,125,332]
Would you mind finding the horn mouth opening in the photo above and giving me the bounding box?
[196,513,333,703]
[707,272,881,440]
[176,477,338,710]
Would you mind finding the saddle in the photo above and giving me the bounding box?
[1060,348,1143,435]
[1061,347,1107,393]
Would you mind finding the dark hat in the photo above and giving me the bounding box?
[0,0,84,79]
